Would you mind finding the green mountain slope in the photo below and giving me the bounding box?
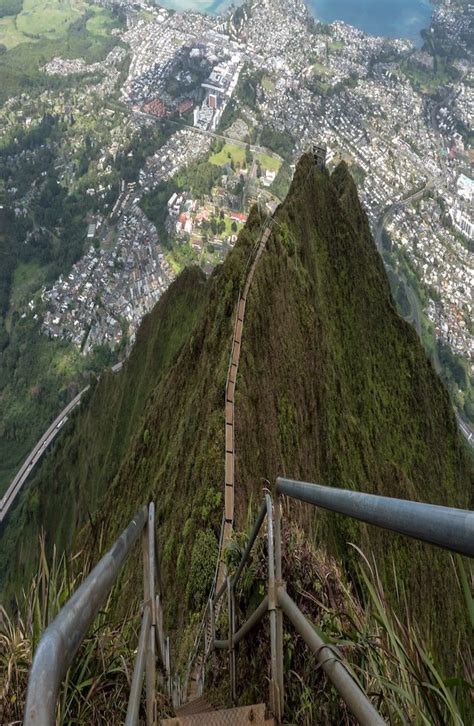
[1,155,471,670]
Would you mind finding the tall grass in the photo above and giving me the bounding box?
[342,544,472,724]
[0,536,143,724]
[209,519,473,724]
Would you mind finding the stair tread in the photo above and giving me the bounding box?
[175,696,215,715]
[162,702,274,725]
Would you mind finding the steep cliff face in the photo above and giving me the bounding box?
[2,156,471,664]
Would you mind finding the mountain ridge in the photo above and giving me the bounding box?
[1,154,471,673]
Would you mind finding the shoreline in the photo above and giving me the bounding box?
[156,0,433,47]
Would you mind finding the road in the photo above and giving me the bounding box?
[0,361,124,525]
[137,110,284,164]
[0,387,89,524]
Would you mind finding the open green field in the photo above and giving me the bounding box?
[16,0,84,38]
[209,143,246,167]
[0,0,121,103]
[86,6,116,37]
[261,75,274,92]
[256,152,281,173]
[0,15,24,48]
[0,0,89,49]
[312,61,330,76]
[219,214,244,238]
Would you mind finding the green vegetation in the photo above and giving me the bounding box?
[235,66,264,108]
[0,3,123,103]
[0,534,173,723]
[0,312,115,494]
[186,529,218,610]
[1,156,471,719]
[0,0,22,18]
[261,75,274,92]
[255,152,280,173]
[209,142,246,168]
[312,61,329,76]
[269,160,293,201]
[0,113,122,493]
[140,157,224,247]
[401,46,461,95]
[259,125,294,162]
[328,39,344,52]
[207,521,472,721]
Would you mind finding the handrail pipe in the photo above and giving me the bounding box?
[24,506,148,725]
[277,478,474,558]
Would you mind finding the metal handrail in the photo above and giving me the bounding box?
[277,588,384,726]
[24,505,148,724]
[276,478,474,557]
[24,504,170,725]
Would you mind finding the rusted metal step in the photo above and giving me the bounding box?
[162,702,274,725]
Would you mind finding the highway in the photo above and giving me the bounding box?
[456,414,474,446]
[0,361,124,525]
[0,387,89,524]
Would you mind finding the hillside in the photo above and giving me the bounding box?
[1,154,471,677]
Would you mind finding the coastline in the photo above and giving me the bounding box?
[156,0,433,47]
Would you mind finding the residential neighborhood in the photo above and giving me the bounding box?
[1,0,472,366]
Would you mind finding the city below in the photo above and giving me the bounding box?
[0,0,472,439]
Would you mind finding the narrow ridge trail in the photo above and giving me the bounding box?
[185,215,272,704]
[220,219,272,590]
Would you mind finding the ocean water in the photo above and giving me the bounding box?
[308,0,432,45]
[158,0,432,44]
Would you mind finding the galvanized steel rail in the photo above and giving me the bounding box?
[276,478,474,558]
[277,588,384,725]
[24,503,170,725]
[207,491,383,724]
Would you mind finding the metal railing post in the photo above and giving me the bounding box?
[266,493,281,723]
[143,503,156,725]
[24,506,148,725]
[274,495,285,719]
[227,575,237,704]
[125,605,152,726]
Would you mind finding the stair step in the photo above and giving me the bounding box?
[162,702,274,725]
[174,696,215,716]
